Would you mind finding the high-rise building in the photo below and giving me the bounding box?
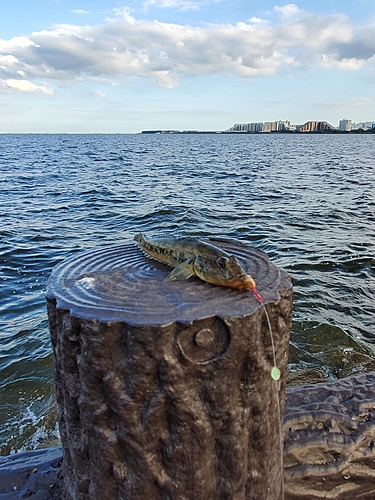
[226,120,293,133]
[299,121,334,132]
[226,123,248,132]
[339,119,352,131]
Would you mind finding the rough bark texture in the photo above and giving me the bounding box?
[46,239,292,500]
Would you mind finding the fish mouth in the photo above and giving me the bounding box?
[224,274,256,291]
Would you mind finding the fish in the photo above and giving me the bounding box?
[134,233,263,299]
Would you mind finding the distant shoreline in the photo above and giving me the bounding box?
[141,129,375,135]
[0,130,374,136]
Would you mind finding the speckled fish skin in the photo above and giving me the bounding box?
[134,233,257,291]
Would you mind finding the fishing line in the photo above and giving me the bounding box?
[251,287,285,500]
[261,301,285,500]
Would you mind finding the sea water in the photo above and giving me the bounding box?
[1,132,374,455]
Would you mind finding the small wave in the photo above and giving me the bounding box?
[2,400,59,456]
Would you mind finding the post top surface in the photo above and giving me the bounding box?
[46,238,291,325]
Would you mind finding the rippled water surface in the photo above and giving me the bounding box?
[1,133,374,455]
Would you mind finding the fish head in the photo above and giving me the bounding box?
[194,254,256,291]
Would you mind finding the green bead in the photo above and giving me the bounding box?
[271,366,281,381]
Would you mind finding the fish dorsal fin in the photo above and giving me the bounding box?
[165,258,196,281]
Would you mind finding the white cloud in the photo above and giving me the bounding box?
[142,0,223,11]
[92,90,106,97]
[320,55,366,70]
[111,7,135,22]
[143,0,200,10]
[0,36,36,50]
[249,17,267,24]
[0,54,18,65]
[0,7,374,94]
[71,9,90,15]
[274,4,302,19]
[0,78,53,94]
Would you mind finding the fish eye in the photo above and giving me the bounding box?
[217,256,229,268]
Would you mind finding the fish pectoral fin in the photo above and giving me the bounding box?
[165,259,196,281]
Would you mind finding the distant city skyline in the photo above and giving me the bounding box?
[227,118,375,133]
[1,1,375,133]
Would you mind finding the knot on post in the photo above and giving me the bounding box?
[46,238,292,500]
[194,328,215,347]
[177,318,230,364]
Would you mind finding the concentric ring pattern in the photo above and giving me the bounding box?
[46,239,291,325]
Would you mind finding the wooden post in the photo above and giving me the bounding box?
[46,238,292,500]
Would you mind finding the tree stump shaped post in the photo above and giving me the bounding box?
[46,238,292,500]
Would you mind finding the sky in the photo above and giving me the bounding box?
[0,0,375,133]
